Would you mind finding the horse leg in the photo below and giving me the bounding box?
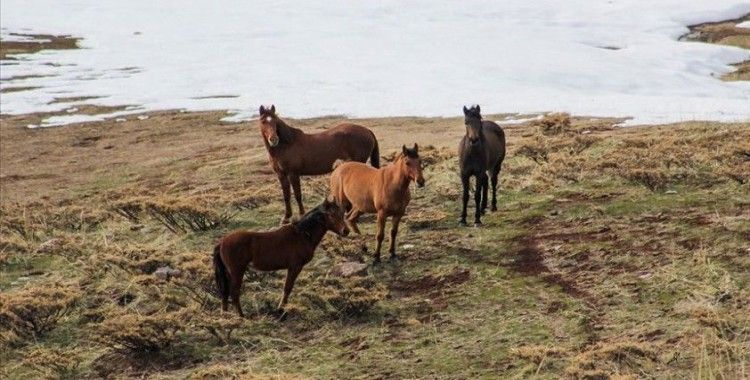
[460,173,470,226]
[388,214,402,261]
[290,174,305,217]
[347,208,362,235]
[474,173,486,226]
[230,272,245,317]
[278,266,302,311]
[221,281,229,312]
[481,172,489,215]
[278,173,292,224]
[373,211,387,264]
[491,164,501,212]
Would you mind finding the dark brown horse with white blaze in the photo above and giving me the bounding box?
[213,200,349,317]
[329,144,425,264]
[458,105,506,226]
[258,105,380,224]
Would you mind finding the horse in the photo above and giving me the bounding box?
[213,199,349,317]
[329,144,425,264]
[458,105,506,226]
[258,105,380,224]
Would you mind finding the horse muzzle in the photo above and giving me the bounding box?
[339,226,350,237]
[416,178,425,188]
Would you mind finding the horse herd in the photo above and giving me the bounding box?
[213,104,506,316]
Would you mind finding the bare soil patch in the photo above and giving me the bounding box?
[0,33,80,60]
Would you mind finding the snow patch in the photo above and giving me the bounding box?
[1,1,749,126]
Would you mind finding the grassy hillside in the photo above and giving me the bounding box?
[1,111,748,379]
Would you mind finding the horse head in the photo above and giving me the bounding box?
[463,105,483,146]
[259,104,281,147]
[401,144,425,188]
[321,198,349,236]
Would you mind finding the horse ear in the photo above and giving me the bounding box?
[475,105,480,114]
[259,105,266,115]
[270,105,276,114]
[463,106,469,116]
[402,145,408,155]
[413,143,419,153]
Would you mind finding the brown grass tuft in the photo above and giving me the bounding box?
[0,283,81,346]
[21,346,85,379]
[95,311,187,354]
[533,113,572,136]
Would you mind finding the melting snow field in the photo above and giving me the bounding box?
[1,0,749,127]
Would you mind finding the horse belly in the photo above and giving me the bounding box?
[250,240,292,271]
[346,188,376,213]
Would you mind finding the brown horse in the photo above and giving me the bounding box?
[329,144,425,264]
[213,199,349,317]
[458,105,506,226]
[258,105,380,224]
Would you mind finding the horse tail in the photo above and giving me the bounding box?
[213,244,229,299]
[370,138,380,168]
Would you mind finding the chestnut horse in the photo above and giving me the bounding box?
[258,105,380,224]
[329,144,425,264]
[213,200,349,317]
[458,105,506,226]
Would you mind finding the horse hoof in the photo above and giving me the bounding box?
[276,309,288,321]
[373,258,382,266]
[280,218,291,225]
[491,206,498,212]
[459,220,468,227]
[474,222,482,227]
[389,254,399,263]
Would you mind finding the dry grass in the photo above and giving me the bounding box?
[1,108,749,378]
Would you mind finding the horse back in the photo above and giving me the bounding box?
[285,123,376,175]
[330,161,379,212]
[220,227,307,272]
[326,123,377,156]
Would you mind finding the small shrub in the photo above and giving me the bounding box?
[96,245,172,274]
[621,169,669,191]
[189,309,244,345]
[172,251,217,308]
[534,113,571,136]
[0,284,81,345]
[568,135,600,155]
[515,138,549,164]
[0,204,106,238]
[111,199,143,222]
[565,341,658,378]
[22,346,85,379]
[303,276,387,318]
[95,311,187,354]
[111,197,232,232]
[144,200,230,233]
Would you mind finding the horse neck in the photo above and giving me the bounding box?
[295,218,328,247]
[276,119,302,144]
[463,135,486,154]
[384,157,412,191]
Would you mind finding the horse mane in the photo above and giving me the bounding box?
[292,206,326,239]
[274,117,298,145]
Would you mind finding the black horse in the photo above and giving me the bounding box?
[458,105,506,226]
